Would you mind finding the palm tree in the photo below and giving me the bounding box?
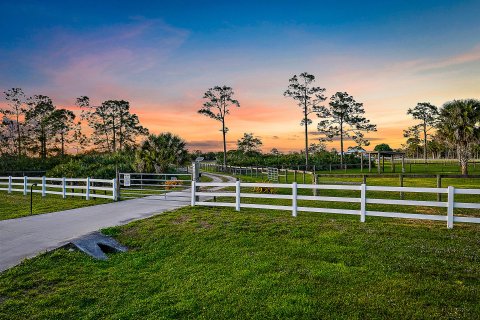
[134,133,188,173]
[437,99,480,175]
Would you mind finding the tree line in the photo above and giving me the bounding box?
[0,88,149,158]
[199,73,480,175]
[199,73,377,171]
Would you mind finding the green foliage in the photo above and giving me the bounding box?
[0,155,64,174]
[221,149,364,169]
[437,99,480,174]
[78,98,149,152]
[407,102,439,161]
[134,133,188,173]
[373,143,393,152]
[237,132,262,154]
[47,152,135,178]
[317,92,377,165]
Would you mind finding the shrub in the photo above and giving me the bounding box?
[165,179,182,190]
[253,180,276,194]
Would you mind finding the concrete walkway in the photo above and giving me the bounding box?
[0,173,235,272]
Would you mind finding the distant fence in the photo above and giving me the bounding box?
[191,181,480,229]
[0,176,117,200]
[201,159,480,175]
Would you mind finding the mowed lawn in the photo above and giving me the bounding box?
[1,206,479,319]
[0,193,110,221]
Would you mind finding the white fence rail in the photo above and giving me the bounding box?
[191,181,480,229]
[0,176,117,200]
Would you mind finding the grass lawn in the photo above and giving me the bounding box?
[1,206,479,319]
[0,193,110,221]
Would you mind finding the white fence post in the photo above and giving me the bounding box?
[112,178,117,201]
[42,176,46,197]
[447,186,454,229]
[86,177,90,200]
[292,182,297,217]
[8,176,12,193]
[191,181,196,206]
[23,176,27,195]
[62,177,66,199]
[235,180,241,211]
[360,184,367,222]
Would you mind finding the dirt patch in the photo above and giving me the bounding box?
[198,221,213,229]
[172,215,190,225]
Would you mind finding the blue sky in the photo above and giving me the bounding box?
[1,0,480,151]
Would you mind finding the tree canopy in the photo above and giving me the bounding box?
[374,143,393,152]
[134,133,189,173]
[407,102,438,163]
[237,133,262,154]
[317,92,376,167]
[284,72,326,168]
[436,99,480,174]
[198,86,240,169]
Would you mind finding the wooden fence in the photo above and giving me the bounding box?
[0,176,117,200]
[191,181,480,229]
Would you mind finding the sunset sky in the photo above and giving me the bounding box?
[1,1,480,152]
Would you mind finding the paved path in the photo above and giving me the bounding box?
[0,173,235,272]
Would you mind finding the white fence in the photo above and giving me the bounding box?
[0,176,117,200]
[191,181,480,229]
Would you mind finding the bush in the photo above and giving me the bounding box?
[165,179,182,190]
[253,181,277,194]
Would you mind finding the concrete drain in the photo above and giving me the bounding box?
[70,232,128,260]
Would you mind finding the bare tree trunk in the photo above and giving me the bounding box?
[16,112,21,158]
[61,132,65,157]
[222,119,227,170]
[423,121,427,164]
[304,105,309,169]
[340,120,344,168]
[458,145,469,175]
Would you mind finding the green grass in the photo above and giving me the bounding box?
[326,162,480,174]
[1,206,479,319]
[0,193,110,221]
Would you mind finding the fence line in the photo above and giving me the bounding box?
[0,176,117,200]
[191,181,480,229]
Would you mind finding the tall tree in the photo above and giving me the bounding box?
[317,92,377,167]
[50,108,76,156]
[0,116,17,156]
[1,88,27,157]
[78,98,149,152]
[198,86,240,169]
[407,102,439,163]
[25,95,56,159]
[284,72,326,168]
[403,125,422,158]
[436,99,480,175]
[237,133,262,154]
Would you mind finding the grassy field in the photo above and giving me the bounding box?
[0,206,479,319]
[220,172,480,218]
[0,193,110,221]
[326,161,480,174]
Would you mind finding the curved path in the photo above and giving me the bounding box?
[0,172,233,272]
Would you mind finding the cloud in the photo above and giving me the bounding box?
[187,140,236,151]
[5,18,189,104]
